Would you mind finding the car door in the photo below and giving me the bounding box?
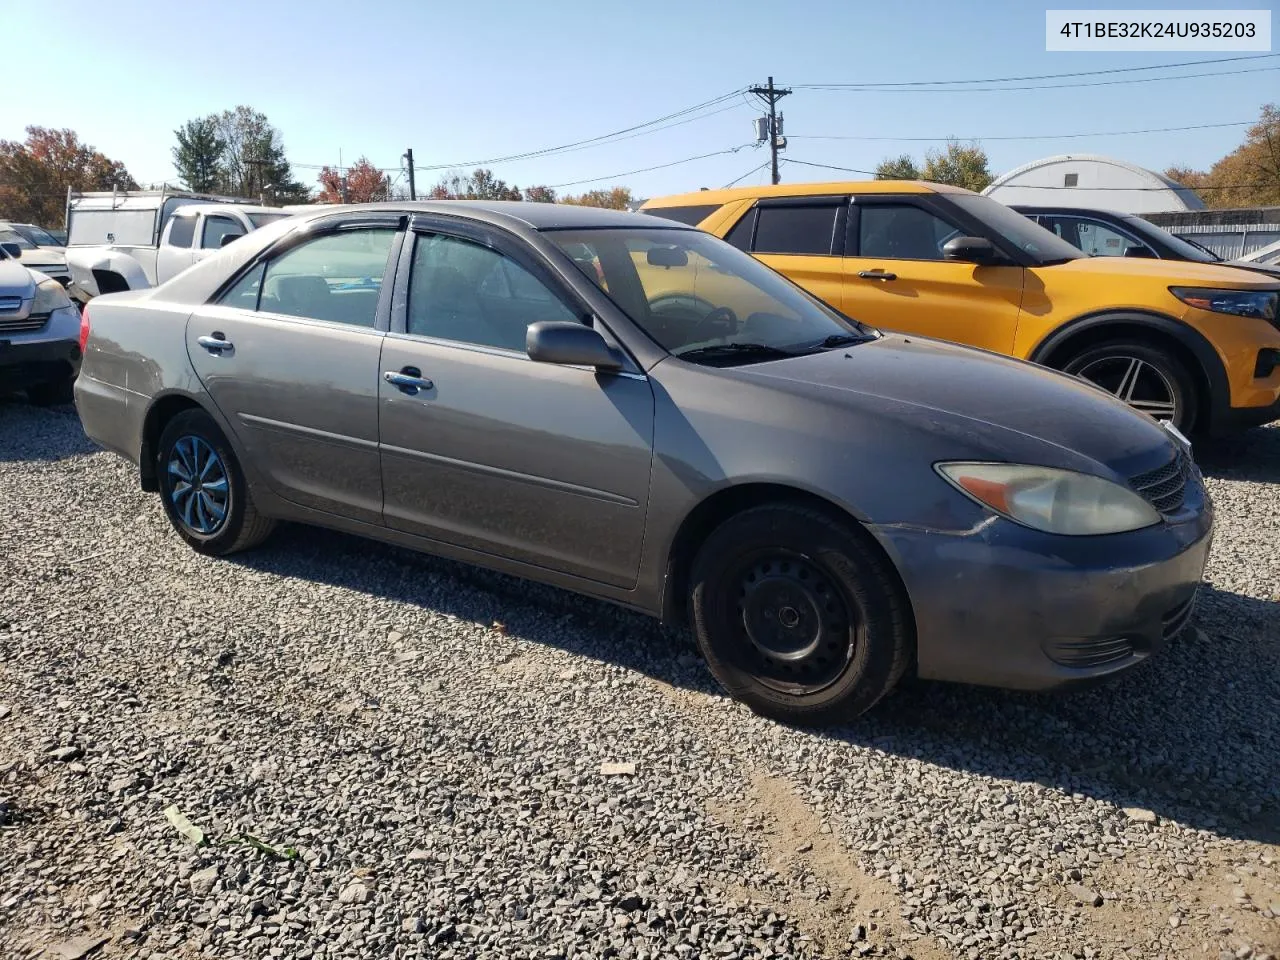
[725,198,848,311]
[155,212,197,283]
[378,216,655,588]
[841,196,1025,354]
[185,216,404,524]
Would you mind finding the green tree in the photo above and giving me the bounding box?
[920,140,993,193]
[171,118,225,193]
[875,154,920,180]
[178,106,308,202]
[0,126,137,225]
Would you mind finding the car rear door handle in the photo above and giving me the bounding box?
[384,368,434,394]
[857,270,897,281]
[197,334,233,353]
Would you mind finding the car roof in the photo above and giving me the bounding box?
[1008,204,1137,219]
[642,179,971,208]
[293,200,688,232]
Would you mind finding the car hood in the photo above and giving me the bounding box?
[738,333,1174,471]
[1223,258,1280,281]
[1046,255,1279,289]
[17,247,67,268]
[0,258,37,301]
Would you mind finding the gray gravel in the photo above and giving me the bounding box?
[1,399,1277,960]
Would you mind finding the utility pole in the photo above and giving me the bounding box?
[749,76,791,184]
[404,148,416,201]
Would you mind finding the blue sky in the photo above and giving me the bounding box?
[2,0,1275,199]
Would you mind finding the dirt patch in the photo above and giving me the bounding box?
[708,770,955,959]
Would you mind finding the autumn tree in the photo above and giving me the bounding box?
[559,187,633,209]
[172,118,225,193]
[317,157,391,203]
[0,126,137,225]
[1164,103,1280,208]
[429,168,523,200]
[522,185,558,203]
[875,155,921,180]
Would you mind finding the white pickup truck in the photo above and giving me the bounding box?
[64,190,291,304]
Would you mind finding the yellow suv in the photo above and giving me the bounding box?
[641,181,1280,434]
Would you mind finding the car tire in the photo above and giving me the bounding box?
[1061,339,1198,432]
[156,408,275,556]
[689,503,914,726]
[26,376,75,407]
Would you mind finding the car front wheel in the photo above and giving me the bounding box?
[156,408,275,555]
[689,503,914,726]
[1062,339,1198,432]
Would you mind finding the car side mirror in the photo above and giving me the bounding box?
[942,235,1007,266]
[219,233,245,248]
[526,320,624,371]
[0,242,22,259]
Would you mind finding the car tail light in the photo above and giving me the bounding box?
[78,304,91,353]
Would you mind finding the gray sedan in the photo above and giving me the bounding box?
[73,202,1213,725]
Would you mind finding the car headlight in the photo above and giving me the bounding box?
[936,462,1161,536]
[32,276,73,315]
[1170,286,1277,322]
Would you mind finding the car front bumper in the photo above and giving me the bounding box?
[0,329,81,389]
[869,498,1214,692]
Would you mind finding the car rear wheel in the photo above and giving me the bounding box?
[27,376,75,407]
[689,503,914,726]
[156,409,275,555]
[1062,340,1198,432]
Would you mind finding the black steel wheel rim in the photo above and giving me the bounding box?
[732,552,857,694]
[167,435,229,536]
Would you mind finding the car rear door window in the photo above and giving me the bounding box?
[250,228,396,327]
[407,233,579,352]
[858,204,961,261]
[167,216,196,249]
[752,205,839,255]
[201,215,246,250]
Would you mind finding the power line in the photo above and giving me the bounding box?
[791,53,1279,89]
[790,120,1257,143]
[546,145,755,189]
[795,65,1280,93]
[723,159,771,188]
[782,158,878,176]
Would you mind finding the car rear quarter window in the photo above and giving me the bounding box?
[643,204,721,227]
[167,216,196,249]
[753,205,839,256]
[723,209,756,251]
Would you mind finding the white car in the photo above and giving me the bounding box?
[0,221,72,288]
[0,240,82,404]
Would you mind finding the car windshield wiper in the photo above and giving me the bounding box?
[673,342,799,364]
[809,333,874,349]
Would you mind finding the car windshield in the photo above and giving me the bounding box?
[546,227,872,364]
[0,227,35,250]
[18,224,60,246]
[248,212,292,229]
[1121,216,1220,262]
[950,195,1083,264]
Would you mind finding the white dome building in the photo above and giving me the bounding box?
[982,154,1205,214]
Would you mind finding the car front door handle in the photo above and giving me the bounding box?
[384,368,434,394]
[197,334,233,353]
[857,270,898,281]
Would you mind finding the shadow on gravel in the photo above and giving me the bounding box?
[1196,423,1280,484]
[0,395,97,462]
[234,523,1280,848]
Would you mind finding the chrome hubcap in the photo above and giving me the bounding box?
[167,436,228,535]
[1077,356,1178,421]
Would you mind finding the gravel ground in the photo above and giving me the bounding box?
[1,398,1277,960]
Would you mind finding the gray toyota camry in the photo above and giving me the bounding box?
[74,201,1213,725]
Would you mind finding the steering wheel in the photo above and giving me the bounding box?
[687,305,740,344]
